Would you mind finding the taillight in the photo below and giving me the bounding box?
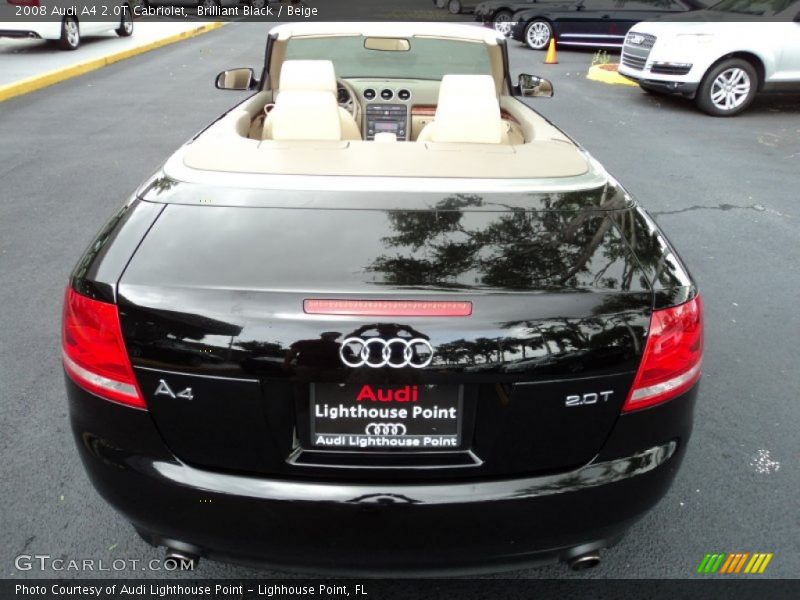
[7,0,41,6]
[624,294,703,412]
[62,287,146,409]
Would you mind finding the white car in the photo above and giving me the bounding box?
[618,0,800,116]
[0,1,133,50]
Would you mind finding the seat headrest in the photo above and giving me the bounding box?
[278,60,337,94]
[269,90,342,141]
[431,74,503,144]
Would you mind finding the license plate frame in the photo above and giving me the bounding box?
[309,383,463,452]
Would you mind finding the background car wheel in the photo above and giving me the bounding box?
[199,0,220,9]
[250,0,266,8]
[448,0,462,14]
[695,58,758,117]
[116,6,133,37]
[58,16,80,50]
[435,0,447,7]
[524,19,552,51]
[493,10,516,37]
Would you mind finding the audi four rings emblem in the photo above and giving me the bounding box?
[340,337,434,369]
[365,422,407,436]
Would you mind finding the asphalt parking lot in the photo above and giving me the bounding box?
[1,22,798,580]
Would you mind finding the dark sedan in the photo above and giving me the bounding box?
[475,0,571,36]
[511,0,706,50]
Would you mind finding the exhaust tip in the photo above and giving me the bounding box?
[568,553,601,571]
[164,548,199,571]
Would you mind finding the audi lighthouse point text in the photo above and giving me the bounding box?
[59,22,704,574]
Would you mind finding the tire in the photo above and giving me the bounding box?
[493,10,516,37]
[435,0,447,8]
[199,0,220,9]
[116,6,133,37]
[524,19,552,51]
[448,0,462,14]
[58,16,80,50]
[695,58,758,117]
[250,0,266,8]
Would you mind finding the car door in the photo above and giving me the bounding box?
[610,0,695,38]
[556,0,674,47]
[555,0,622,46]
[773,8,800,82]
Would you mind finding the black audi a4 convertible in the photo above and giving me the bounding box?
[62,23,703,574]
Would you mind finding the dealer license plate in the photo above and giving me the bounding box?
[310,383,462,451]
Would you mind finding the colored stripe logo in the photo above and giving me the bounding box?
[697,553,773,574]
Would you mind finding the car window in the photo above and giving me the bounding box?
[283,36,492,80]
[709,0,796,15]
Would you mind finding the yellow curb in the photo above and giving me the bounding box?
[0,22,226,103]
[586,63,638,87]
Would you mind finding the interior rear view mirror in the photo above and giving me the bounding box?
[364,37,411,52]
[517,73,554,98]
[215,68,256,91]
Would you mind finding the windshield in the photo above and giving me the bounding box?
[283,36,493,80]
[708,0,796,15]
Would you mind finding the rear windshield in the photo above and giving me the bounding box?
[283,36,492,80]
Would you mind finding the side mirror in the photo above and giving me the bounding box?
[215,68,256,91]
[516,73,554,98]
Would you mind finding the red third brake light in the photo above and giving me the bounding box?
[304,299,472,317]
[62,287,146,409]
[624,295,703,412]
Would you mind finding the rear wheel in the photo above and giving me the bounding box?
[695,58,758,117]
[435,0,447,8]
[58,17,80,50]
[448,0,462,14]
[116,7,133,37]
[493,10,515,37]
[524,19,552,51]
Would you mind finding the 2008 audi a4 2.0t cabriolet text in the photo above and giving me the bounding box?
[62,22,703,574]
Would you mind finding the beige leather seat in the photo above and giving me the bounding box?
[263,60,361,141]
[417,75,510,144]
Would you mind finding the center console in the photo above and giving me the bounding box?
[365,104,408,141]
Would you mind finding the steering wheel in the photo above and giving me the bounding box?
[337,79,360,122]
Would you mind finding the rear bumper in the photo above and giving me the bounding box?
[67,377,697,574]
[0,30,42,39]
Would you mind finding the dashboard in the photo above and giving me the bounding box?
[337,79,442,142]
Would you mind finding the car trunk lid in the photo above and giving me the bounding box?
[117,187,652,481]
